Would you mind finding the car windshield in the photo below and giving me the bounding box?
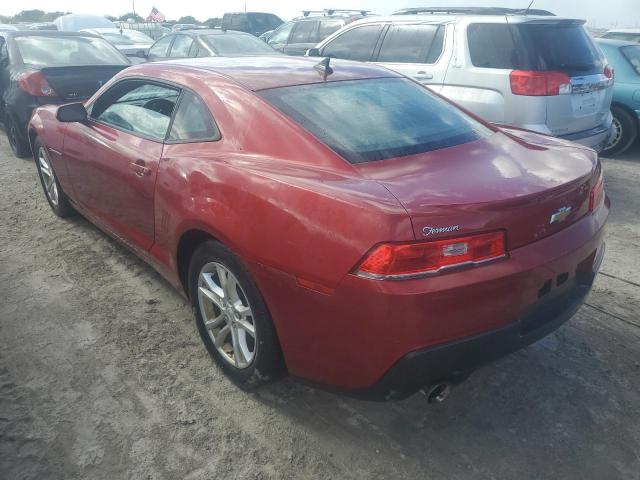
[15,35,128,65]
[259,77,492,164]
[621,45,640,75]
[100,30,153,45]
[201,34,275,55]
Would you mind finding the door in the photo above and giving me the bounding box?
[373,23,449,91]
[283,20,319,56]
[63,79,180,251]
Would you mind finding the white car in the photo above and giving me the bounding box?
[81,28,154,63]
[310,7,614,151]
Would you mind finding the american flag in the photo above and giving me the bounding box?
[148,7,166,22]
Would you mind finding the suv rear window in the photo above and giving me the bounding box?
[468,23,603,75]
[259,78,491,164]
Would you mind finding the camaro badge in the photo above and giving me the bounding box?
[550,206,572,224]
[423,225,460,236]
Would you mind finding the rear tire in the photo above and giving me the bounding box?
[6,115,31,158]
[603,105,638,157]
[34,137,75,218]
[188,240,286,388]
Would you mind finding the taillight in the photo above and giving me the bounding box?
[354,231,506,280]
[17,71,57,97]
[604,65,614,79]
[589,171,604,212]
[510,70,572,96]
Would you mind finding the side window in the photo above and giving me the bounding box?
[168,91,220,142]
[169,35,193,57]
[322,25,382,61]
[269,22,294,44]
[92,81,179,141]
[318,19,344,41]
[148,35,173,58]
[467,24,525,69]
[290,21,319,44]
[377,24,442,63]
[188,41,199,57]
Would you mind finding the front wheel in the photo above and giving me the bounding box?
[603,106,638,157]
[34,138,75,218]
[188,240,285,388]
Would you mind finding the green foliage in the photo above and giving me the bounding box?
[177,16,198,24]
[118,12,144,22]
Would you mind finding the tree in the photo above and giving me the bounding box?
[118,12,144,22]
[177,16,198,24]
[13,9,46,22]
[204,17,221,27]
[105,15,118,22]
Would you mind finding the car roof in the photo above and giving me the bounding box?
[606,28,640,34]
[346,13,582,26]
[596,38,639,48]
[174,29,252,36]
[131,55,400,91]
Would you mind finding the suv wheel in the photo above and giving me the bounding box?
[188,240,285,388]
[603,105,638,157]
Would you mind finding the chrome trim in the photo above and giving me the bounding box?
[354,254,508,281]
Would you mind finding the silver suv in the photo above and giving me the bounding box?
[310,7,614,151]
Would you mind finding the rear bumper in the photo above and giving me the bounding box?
[557,117,613,152]
[350,244,605,400]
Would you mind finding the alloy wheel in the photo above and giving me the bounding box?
[197,262,257,369]
[38,146,59,206]
[605,117,623,151]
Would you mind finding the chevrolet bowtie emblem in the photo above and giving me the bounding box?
[550,206,572,224]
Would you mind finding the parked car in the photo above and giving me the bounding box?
[310,7,614,151]
[171,24,198,32]
[0,30,129,157]
[597,39,640,155]
[119,22,170,41]
[266,9,369,56]
[0,24,20,32]
[145,29,278,61]
[28,56,608,400]
[53,14,117,31]
[81,28,154,63]
[601,29,640,43]
[221,12,283,37]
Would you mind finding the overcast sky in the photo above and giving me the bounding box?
[2,0,639,28]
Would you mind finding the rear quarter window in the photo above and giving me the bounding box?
[621,45,640,75]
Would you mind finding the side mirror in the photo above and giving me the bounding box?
[136,49,148,59]
[56,103,87,123]
[306,47,321,57]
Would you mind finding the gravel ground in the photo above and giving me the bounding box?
[1,132,639,480]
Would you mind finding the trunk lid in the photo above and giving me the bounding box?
[354,131,598,249]
[40,65,127,102]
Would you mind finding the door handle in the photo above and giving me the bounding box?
[415,71,434,80]
[129,160,151,177]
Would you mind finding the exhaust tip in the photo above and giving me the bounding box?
[423,382,451,404]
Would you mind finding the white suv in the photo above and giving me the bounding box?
[309,7,614,151]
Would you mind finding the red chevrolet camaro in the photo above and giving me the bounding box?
[28,56,608,401]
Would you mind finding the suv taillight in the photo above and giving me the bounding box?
[604,65,614,79]
[510,70,572,96]
[589,171,605,213]
[354,231,506,280]
[17,71,57,97]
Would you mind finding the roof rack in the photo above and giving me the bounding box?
[392,7,555,16]
[302,9,370,17]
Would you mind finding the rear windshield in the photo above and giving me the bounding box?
[621,45,640,75]
[259,77,491,164]
[201,34,276,55]
[468,23,603,75]
[15,36,128,66]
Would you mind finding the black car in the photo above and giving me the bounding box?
[221,12,283,37]
[0,31,129,157]
[264,10,370,56]
[145,29,279,62]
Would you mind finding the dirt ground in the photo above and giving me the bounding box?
[1,131,639,480]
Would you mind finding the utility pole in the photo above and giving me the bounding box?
[132,0,137,16]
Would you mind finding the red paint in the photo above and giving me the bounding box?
[29,57,608,390]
